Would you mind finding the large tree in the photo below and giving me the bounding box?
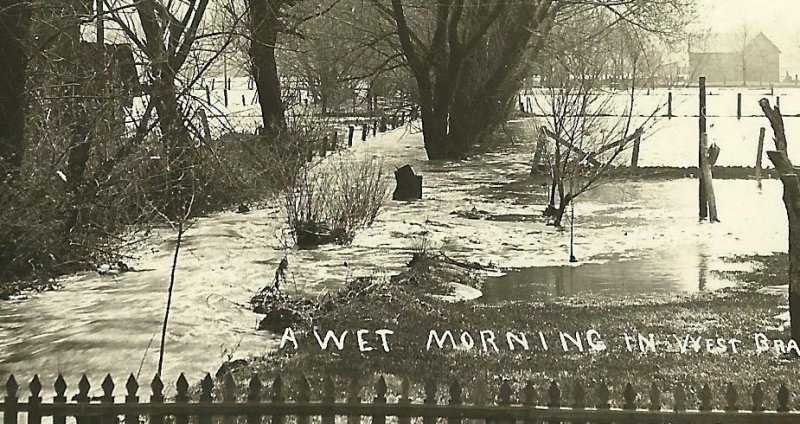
[0,0,31,179]
[378,0,691,160]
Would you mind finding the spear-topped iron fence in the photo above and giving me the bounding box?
[3,373,800,424]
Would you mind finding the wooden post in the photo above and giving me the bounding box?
[348,125,354,147]
[777,96,781,109]
[667,91,673,118]
[630,132,641,167]
[96,0,104,46]
[737,93,742,119]
[321,136,328,157]
[361,123,368,141]
[372,121,377,137]
[756,127,765,187]
[760,97,800,342]
[699,77,708,219]
[699,133,719,222]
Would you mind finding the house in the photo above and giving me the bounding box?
[688,32,780,85]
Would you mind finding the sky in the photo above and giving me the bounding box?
[696,0,800,75]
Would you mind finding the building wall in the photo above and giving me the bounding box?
[689,52,742,84]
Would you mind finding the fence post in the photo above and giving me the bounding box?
[199,374,214,424]
[4,375,18,424]
[150,375,165,424]
[372,121,377,137]
[175,374,190,424]
[321,376,335,424]
[322,136,329,157]
[497,380,512,424]
[125,374,139,424]
[27,376,42,424]
[272,375,285,424]
[100,374,115,424]
[667,91,673,118]
[630,132,641,168]
[372,376,387,424]
[699,76,708,219]
[522,382,536,424]
[348,125,355,147]
[296,375,311,424]
[397,379,411,424]
[347,376,361,424]
[74,375,91,424]
[737,93,742,119]
[423,380,437,424]
[247,375,263,424]
[448,380,462,424]
[361,123,368,141]
[53,376,67,424]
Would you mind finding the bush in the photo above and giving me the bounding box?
[284,156,390,248]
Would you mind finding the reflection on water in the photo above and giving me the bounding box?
[481,247,730,303]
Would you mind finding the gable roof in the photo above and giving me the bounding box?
[689,31,781,54]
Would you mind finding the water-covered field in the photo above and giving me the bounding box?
[1,88,796,395]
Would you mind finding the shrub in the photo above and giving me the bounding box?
[284,156,390,248]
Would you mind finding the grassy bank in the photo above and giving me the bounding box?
[229,252,799,408]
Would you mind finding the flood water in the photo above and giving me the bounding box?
[0,105,793,395]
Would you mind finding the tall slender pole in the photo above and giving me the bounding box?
[96,0,104,46]
[699,77,708,220]
[158,221,183,376]
[569,201,577,263]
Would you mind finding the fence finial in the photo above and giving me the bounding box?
[272,375,285,402]
[498,380,512,405]
[248,374,262,402]
[572,380,585,408]
[623,383,637,410]
[126,374,139,397]
[522,381,536,406]
[296,374,311,402]
[595,381,610,409]
[6,374,18,397]
[751,383,764,412]
[176,373,190,402]
[223,372,236,402]
[547,380,561,408]
[101,374,115,400]
[321,376,335,403]
[699,384,712,411]
[374,376,387,403]
[29,375,42,398]
[674,384,686,411]
[778,383,790,412]
[424,380,437,405]
[151,374,164,401]
[448,380,462,405]
[54,375,67,398]
[648,382,661,411]
[200,373,214,402]
[725,383,738,411]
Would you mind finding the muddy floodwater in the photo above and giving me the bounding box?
[0,107,792,395]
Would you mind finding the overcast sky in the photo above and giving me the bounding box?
[697,0,800,74]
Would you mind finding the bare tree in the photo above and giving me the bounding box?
[376,0,691,160]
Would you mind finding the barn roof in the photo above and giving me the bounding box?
[689,32,781,54]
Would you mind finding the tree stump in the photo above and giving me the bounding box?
[392,165,422,201]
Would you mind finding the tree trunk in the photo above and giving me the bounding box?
[761,98,800,342]
[552,195,572,228]
[248,0,286,135]
[0,1,31,179]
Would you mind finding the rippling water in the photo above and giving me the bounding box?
[0,118,790,396]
